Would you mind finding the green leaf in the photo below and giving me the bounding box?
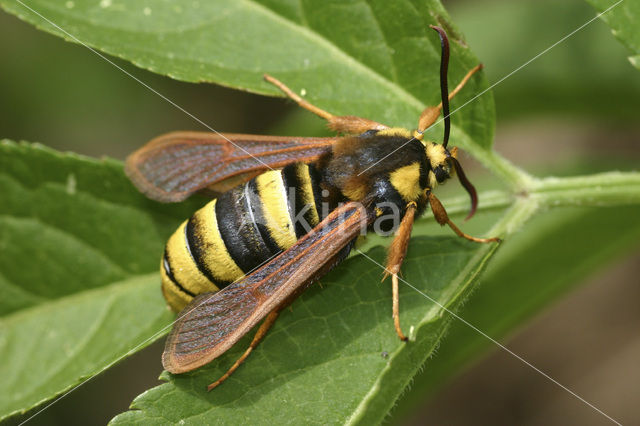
[0,0,499,421]
[111,236,502,425]
[3,0,639,423]
[0,140,203,420]
[0,0,495,154]
[1,274,167,420]
[0,140,508,424]
[587,0,640,69]
[390,204,640,421]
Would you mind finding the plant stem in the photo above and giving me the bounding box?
[439,190,515,216]
[429,170,640,234]
[530,171,640,207]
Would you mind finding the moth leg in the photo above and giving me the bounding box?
[417,64,483,134]
[207,308,281,391]
[428,191,501,244]
[264,74,388,134]
[382,202,417,341]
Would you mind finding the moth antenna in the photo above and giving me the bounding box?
[429,25,450,149]
[450,157,477,220]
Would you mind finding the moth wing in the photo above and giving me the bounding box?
[162,201,371,373]
[125,131,337,202]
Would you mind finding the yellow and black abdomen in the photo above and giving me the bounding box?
[161,163,323,311]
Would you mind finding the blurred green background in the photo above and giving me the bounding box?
[1,0,638,424]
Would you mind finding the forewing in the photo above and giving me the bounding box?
[125,131,336,202]
[162,201,372,374]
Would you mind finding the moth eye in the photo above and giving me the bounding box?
[434,165,449,183]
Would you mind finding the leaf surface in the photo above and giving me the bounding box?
[390,204,640,421]
[0,0,500,422]
[587,0,640,69]
[0,140,201,420]
[111,234,502,425]
[0,0,495,154]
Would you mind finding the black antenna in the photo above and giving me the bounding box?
[429,25,450,148]
[450,157,478,220]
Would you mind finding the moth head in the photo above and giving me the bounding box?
[420,25,478,220]
[423,140,477,219]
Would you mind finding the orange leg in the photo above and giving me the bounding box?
[382,202,417,341]
[207,309,280,391]
[428,191,501,244]
[264,74,388,134]
[417,64,483,134]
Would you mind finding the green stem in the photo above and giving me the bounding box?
[438,190,514,216]
[530,171,640,207]
[428,170,640,234]
[489,196,540,236]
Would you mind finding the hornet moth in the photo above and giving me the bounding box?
[126,26,500,390]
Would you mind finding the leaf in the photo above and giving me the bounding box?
[0,139,510,424]
[0,0,500,422]
[390,204,640,421]
[0,140,202,420]
[111,235,502,425]
[587,0,640,69]
[0,0,495,154]
[1,274,167,420]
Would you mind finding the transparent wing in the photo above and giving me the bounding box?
[126,131,337,202]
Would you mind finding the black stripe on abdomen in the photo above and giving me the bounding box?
[245,178,283,255]
[282,163,320,239]
[162,250,195,297]
[215,184,280,274]
[308,163,326,221]
[184,216,232,289]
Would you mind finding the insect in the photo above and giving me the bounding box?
[126,26,500,391]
